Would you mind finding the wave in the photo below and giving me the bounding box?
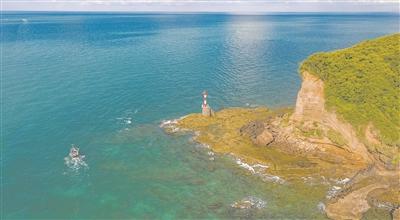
[235,158,284,184]
[245,103,260,108]
[117,117,132,124]
[159,116,190,134]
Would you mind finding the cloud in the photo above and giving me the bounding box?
[2,0,399,12]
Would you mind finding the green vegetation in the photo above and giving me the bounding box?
[296,126,323,139]
[327,129,347,146]
[300,34,400,147]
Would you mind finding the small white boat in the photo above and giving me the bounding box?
[69,145,80,158]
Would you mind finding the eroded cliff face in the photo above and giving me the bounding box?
[292,71,373,164]
[292,71,325,122]
[291,71,400,219]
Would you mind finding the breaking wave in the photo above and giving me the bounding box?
[159,116,190,134]
[235,158,285,184]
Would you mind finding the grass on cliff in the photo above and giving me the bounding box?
[300,34,400,147]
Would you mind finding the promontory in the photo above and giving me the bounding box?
[163,33,400,220]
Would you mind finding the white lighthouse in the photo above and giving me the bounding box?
[201,90,214,117]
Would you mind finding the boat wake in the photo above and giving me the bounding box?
[64,145,88,171]
[64,155,88,170]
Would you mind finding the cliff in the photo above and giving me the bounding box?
[294,34,400,169]
[164,34,400,220]
[292,34,400,219]
[292,71,372,164]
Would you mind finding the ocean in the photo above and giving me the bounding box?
[2,12,399,219]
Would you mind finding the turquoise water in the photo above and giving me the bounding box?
[2,13,399,219]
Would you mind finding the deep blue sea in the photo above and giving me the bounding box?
[2,12,399,219]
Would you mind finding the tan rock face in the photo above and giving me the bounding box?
[292,71,325,122]
[292,71,373,164]
[393,207,400,220]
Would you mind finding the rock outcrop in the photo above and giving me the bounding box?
[290,72,400,220]
[255,130,274,146]
[325,183,388,220]
[240,121,274,146]
[173,35,399,220]
[292,71,325,122]
[292,71,373,164]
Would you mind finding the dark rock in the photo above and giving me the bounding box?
[240,121,274,146]
[255,130,274,146]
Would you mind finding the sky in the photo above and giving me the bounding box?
[2,0,399,13]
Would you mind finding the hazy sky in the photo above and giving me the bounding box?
[2,0,399,13]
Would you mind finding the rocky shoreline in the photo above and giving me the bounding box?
[161,107,399,219]
[161,34,400,219]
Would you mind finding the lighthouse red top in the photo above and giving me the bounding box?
[202,90,208,99]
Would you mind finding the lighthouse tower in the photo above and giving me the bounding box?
[201,91,214,117]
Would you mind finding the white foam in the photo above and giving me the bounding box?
[317,202,326,213]
[159,119,178,128]
[116,116,133,125]
[253,164,269,169]
[197,142,210,149]
[236,159,256,174]
[259,174,285,184]
[302,176,324,186]
[231,196,267,210]
[326,185,342,199]
[160,117,192,134]
[234,158,284,184]
[336,178,350,185]
[64,155,88,171]
[376,202,393,210]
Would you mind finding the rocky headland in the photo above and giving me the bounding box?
[162,34,400,219]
